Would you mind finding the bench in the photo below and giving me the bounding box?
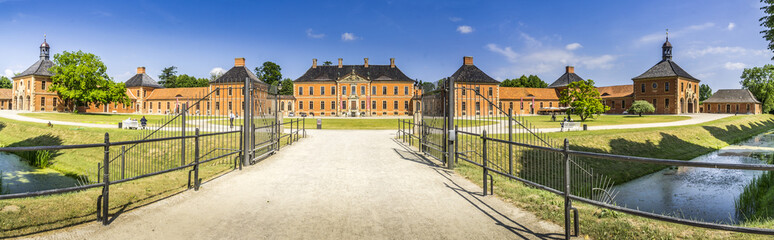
[560,121,582,132]
[122,119,139,129]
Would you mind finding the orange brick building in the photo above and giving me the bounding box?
[0,89,11,110]
[702,89,762,114]
[292,58,417,117]
[630,37,701,114]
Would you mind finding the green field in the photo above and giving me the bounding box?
[215,117,498,130]
[19,113,225,125]
[481,114,690,128]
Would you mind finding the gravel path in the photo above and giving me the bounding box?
[31,130,566,240]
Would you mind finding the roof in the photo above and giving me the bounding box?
[499,87,559,100]
[125,73,163,88]
[0,89,11,100]
[294,65,414,82]
[597,85,634,98]
[702,89,761,104]
[548,72,584,88]
[278,95,296,100]
[451,65,499,84]
[211,66,264,85]
[146,87,210,100]
[632,60,699,81]
[16,59,54,78]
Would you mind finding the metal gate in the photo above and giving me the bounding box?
[419,82,449,164]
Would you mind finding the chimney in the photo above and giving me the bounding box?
[566,66,574,74]
[312,58,317,69]
[364,58,369,68]
[235,58,245,67]
[390,58,395,68]
[463,56,473,66]
[137,67,146,74]
[338,58,343,68]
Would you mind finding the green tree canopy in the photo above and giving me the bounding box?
[323,61,332,66]
[421,81,435,92]
[559,79,609,121]
[156,66,208,88]
[500,75,547,88]
[0,76,11,89]
[279,78,294,95]
[761,0,774,59]
[741,64,774,113]
[255,61,282,86]
[158,66,177,87]
[699,84,713,102]
[628,100,655,117]
[49,50,129,112]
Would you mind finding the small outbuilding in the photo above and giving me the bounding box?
[701,89,761,114]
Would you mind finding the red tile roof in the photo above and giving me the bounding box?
[499,87,560,100]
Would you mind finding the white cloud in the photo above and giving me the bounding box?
[341,32,358,41]
[209,67,226,76]
[306,29,325,39]
[449,17,462,22]
[565,43,582,51]
[457,25,473,34]
[4,69,13,78]
[519,32,542,48]
[486,44,518,62]
[637,22,715,45]
[727,22,736,30]
[724,62,746,70]
[684,46,771,58]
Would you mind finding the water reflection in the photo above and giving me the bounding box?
[0,152,78,194]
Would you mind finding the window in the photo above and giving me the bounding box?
[652,83,657,89]
[54,98,58,108]
[158,102,161,109]
[611,101,615,108]
[299,101,304,110]
[298,87,303,95]
[372,86,377,95]
[352,86,356,95]
[321,101,325,110]
[309,101,314,110]
[216,89,220,96]
[621,100,626,109]
[167,102,171,110]
[215,102,220,111]
[681,83,684,92]
[41,81,46,90]
[361,101,365,109]
[540,102,544,108]
[361,86,366,95]
[404,101,409,110]
[653,99,657,107]
[321,86,325,95]
[342,101,346,109]
[309,86,314,95]
[393,101,398,109]
[404,86,409,95]
[462,89,466,96]
[281,102,285,111]
[41,97,45,108]
[382,86,387,95]
[665,98,669,108]
[331,101,335,110]
[476,102,481,111]
[137,90,140,97]
[688,84,692,90]
[641,84,645,93]
[372,101,376,109]
[549,102,553,107]
[228,88,233,96]
[288,103,293,111]
[475,86,480,94]
[747,104,751,112]
[665,82,670,92]
[520,102,524,110]
[488,87,493,96]
[382,101,387,109]
[331,86,336,95]
[342,86,347,95]
[228,102,232,111]
[394,86,398,95]
[462,102,467,111]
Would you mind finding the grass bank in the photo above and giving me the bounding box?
[19,112,224,126]
[487,114,691,129]
[737,153,774,223]
[279,118,496,130]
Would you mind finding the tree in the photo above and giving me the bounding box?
[279,78,294,95]
[255,61,282,86]
[49,50,129,112]
[761,0,774,59]
[499,75,547,88]
[323,61,332,66]
[628,100,655,117]
[174,74,209,88]
[436,78,446,90]
[158,66,178,87]
[421,81,435,92]
[559,79,609,121]
[0,76,11,89]
[699,84,712,102]
[740,65,774,113]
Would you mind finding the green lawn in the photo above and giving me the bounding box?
[484,114,691,128]
[19,113,225,125]
[275,118,497,130]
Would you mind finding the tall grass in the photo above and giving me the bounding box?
[14,150,53,168]
[736,153,774,222]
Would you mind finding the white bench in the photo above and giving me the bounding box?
[122,119,139,129]
[560,121,582,132]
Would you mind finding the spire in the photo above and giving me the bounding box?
[662,29,672,61]
[40,34,50,60]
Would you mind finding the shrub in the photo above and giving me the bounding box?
[628,100,655,117]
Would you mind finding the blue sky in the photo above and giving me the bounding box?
[0,0,772,90]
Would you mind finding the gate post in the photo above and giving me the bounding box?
[446,77,455,169]
[563,138,572,240]
[181,103,186,166]
[508,108,513,176]
[242,77,251,166]
[482,130,488,196]
[194,128,200,190]
[102,133,110,225]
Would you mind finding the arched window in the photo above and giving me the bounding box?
[281,102,285,111]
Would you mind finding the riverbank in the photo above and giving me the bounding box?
[547,114,774,184]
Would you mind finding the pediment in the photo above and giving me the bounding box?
[338,72,368,83]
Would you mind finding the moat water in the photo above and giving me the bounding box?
[612,132,774,224]
[0,152,78,194]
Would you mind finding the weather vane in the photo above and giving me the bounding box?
[666,29,669,40]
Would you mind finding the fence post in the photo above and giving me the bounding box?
[454,125,459,165]
[563,138,572,240]
[446,77,455,169]
[508,108,513,176]
[194,128,200,190]
[482,130,488,196]
[181,103,186,166]
[120,146,125,180]
[102,133,110,225]
[237,126,243,171]
[302,117,306,138]
[242,77,251,167]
